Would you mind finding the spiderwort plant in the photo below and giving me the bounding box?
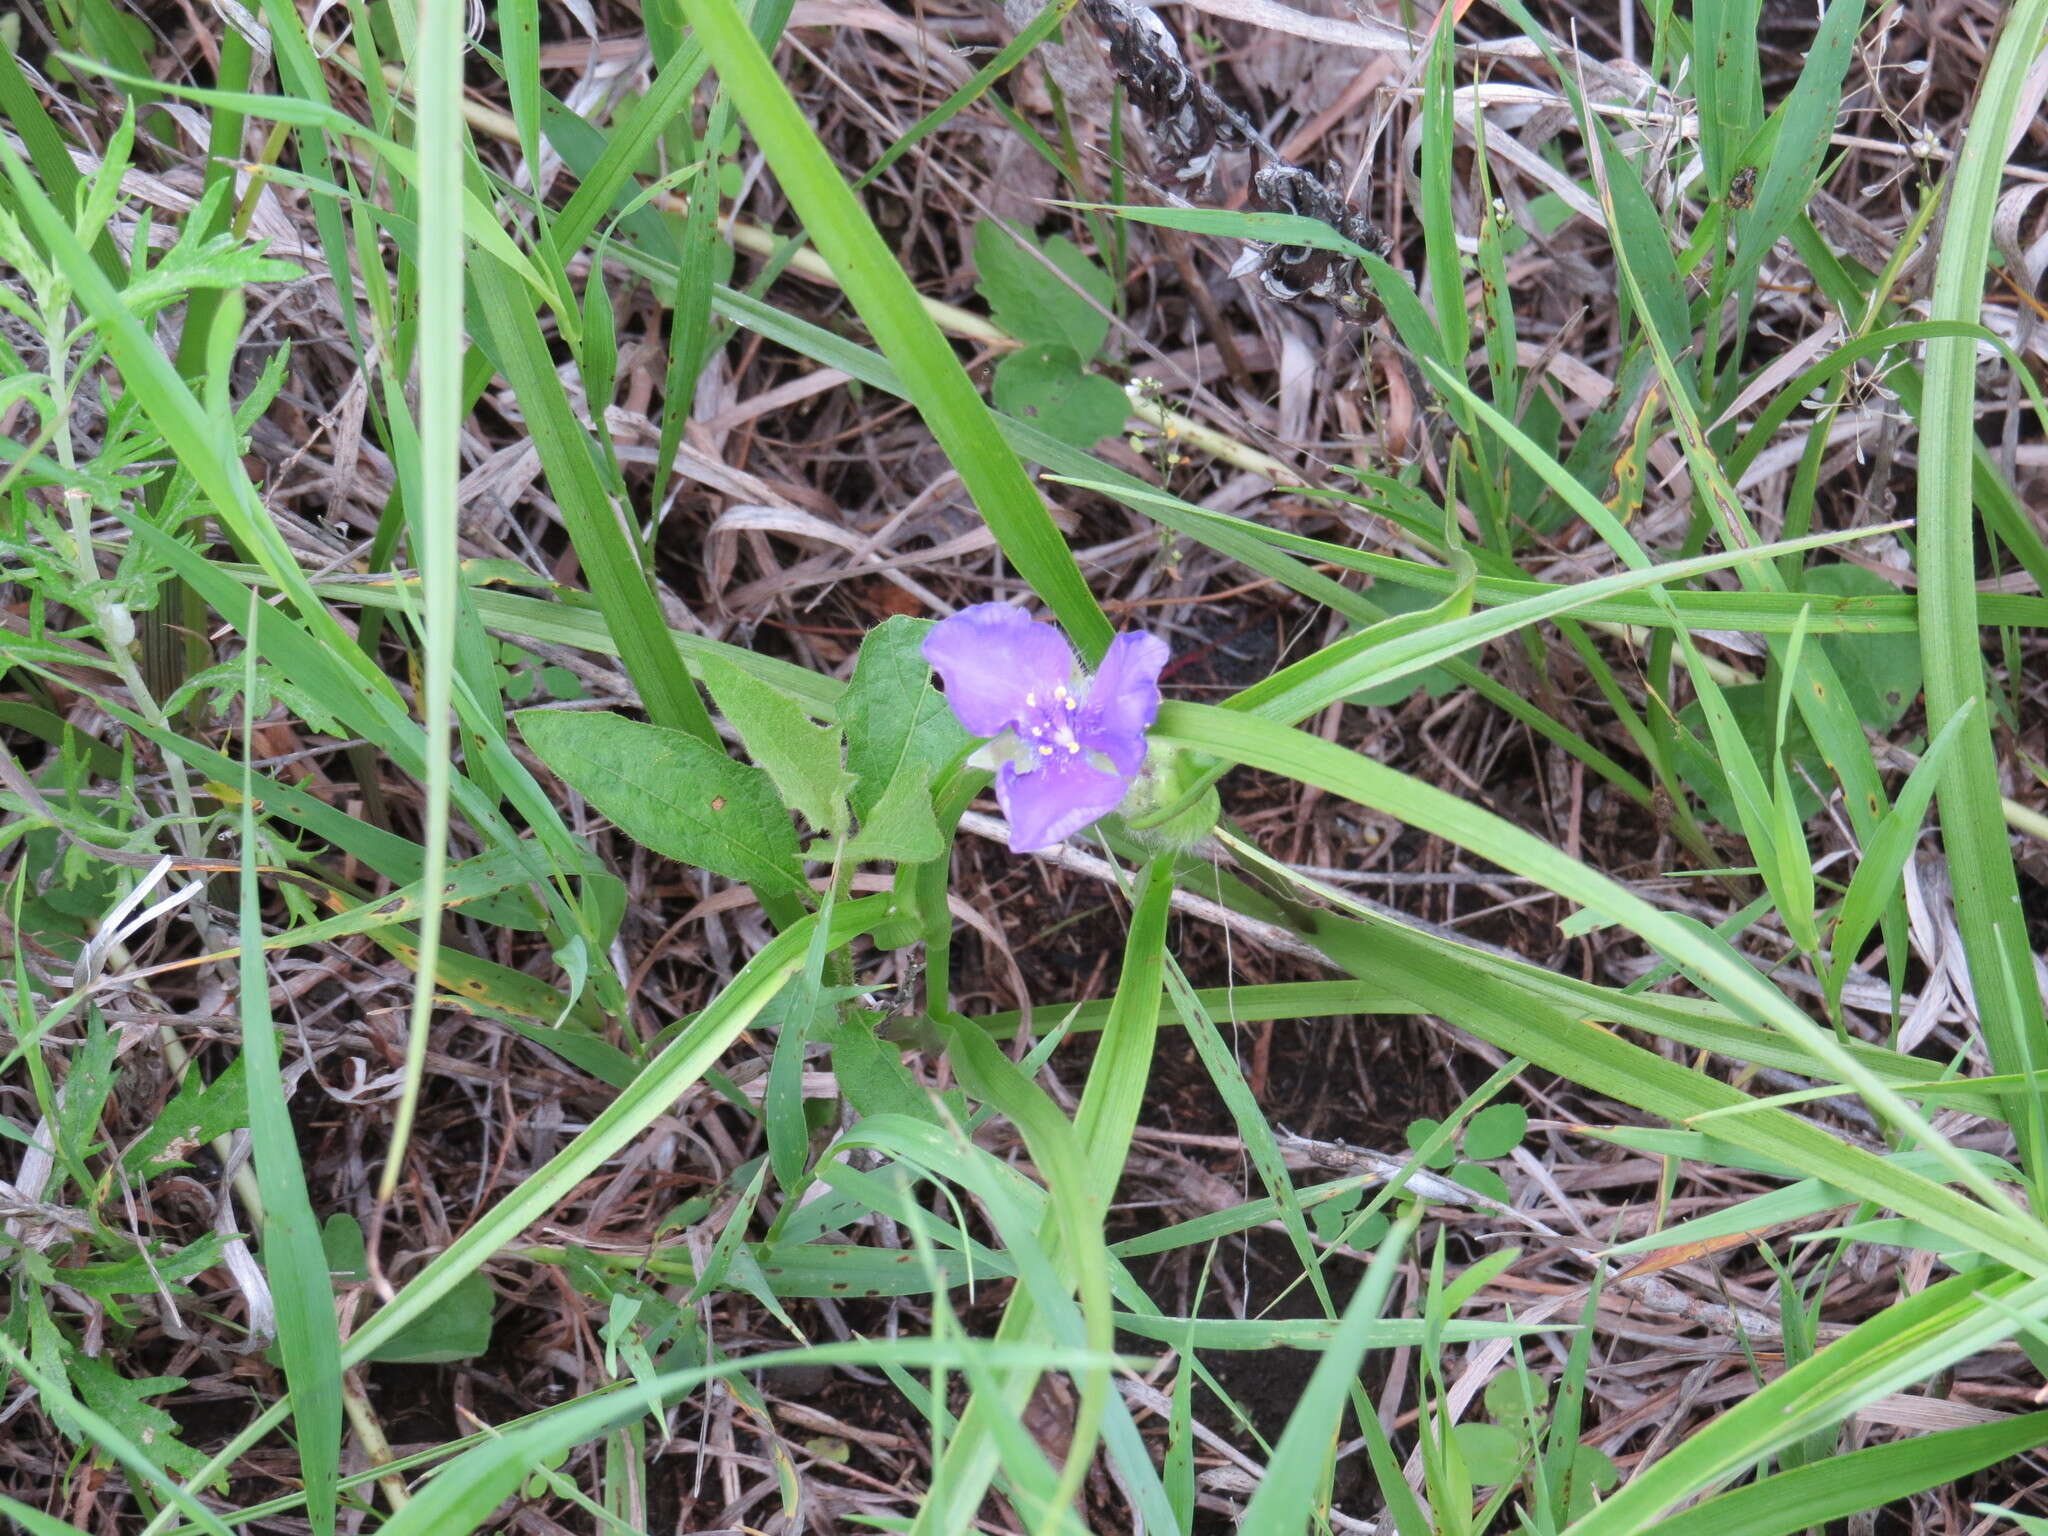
[922,603,1169,852]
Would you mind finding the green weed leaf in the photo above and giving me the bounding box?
[973,221,1114,357]
[517,709,806,898]
[368,1272,497,1364]
[1405,1117,1457,1169]
[845,763,945,863]
[1451,1162,1511,1203]
[841,616,969,820]
[1804,563,1922,730]
[992,342,1130,448]
[1451,1421,1525,1486]
[1463,1103,1528,1161]
[124,1057,247,1175]
[699,652,854,835]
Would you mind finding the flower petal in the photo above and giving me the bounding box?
[1078,630,1170,776]
[996,756,1130,852]
[922,604,1077,739]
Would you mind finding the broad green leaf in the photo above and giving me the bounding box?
[845,763,946,863]
[1451,1163,1510,1203]
[973,221,1114,358]
[826,1017,940,1125]
[1453,1421,1526,1486]
[323,1218,493,1361]
[516,709,806,898]
[699,651,854,835]
[1805,563,1923,730]
[0,1335,233,1536]
[1463,1103,1528,1161]
[1406,1118,1456,1170]
[367,1272,497,1364]
[1484,1371,1545,1434]
[840,616,969,819]
[991,343,1130,448]
[1567,1445,1619,1502]
[322,1212,370,1283]
[66,1352,209,1479]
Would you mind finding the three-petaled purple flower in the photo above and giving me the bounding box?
[922,604,1170,853]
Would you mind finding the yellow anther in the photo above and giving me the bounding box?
[1039,744,1055,756]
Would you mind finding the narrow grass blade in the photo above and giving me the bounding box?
[343,897,888,1363]
[376,0,464,1203]
[1236,1201,1425,1529]
[1567,1269,2048,1535]
[0,1494,94,1536]
[1156,703,2048,1270]
[679,0,1110,656]
[1914,0,2048,1175]
[235,604,342,1534]
[1653,1411,2048,1536]
[371,1340,1121,1536]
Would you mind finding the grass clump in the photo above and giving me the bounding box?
[4,0,2048,1531]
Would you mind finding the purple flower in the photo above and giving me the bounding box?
[922,604,1170,853]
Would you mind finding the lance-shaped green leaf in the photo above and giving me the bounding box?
[517,709,806,898]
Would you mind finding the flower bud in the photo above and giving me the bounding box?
[1117,747,1221,853]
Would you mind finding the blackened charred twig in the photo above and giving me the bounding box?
[1244,161,1392,321]
[1076,0,1396,322]
[1081,0,1260,180]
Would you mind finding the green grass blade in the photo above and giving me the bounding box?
[1652,1411,2048,1536]
[1236,1202,1426,1530]
[374,0,464,1203]
[466,258,721,747]
[1568,1269,2048,1534]
[1155,703,2048,1267]
[679,0,1110,656]
[343,897,887,1363]
[235,605,342,1535]
[1826,704,1976,1017]
[1725,0,1864,289]
[858,0,1077,188]
[907,866,1176,1535]
[1915,0,2048,1175]
[0,1494,94,1536]
[370,1339,1120,1536]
